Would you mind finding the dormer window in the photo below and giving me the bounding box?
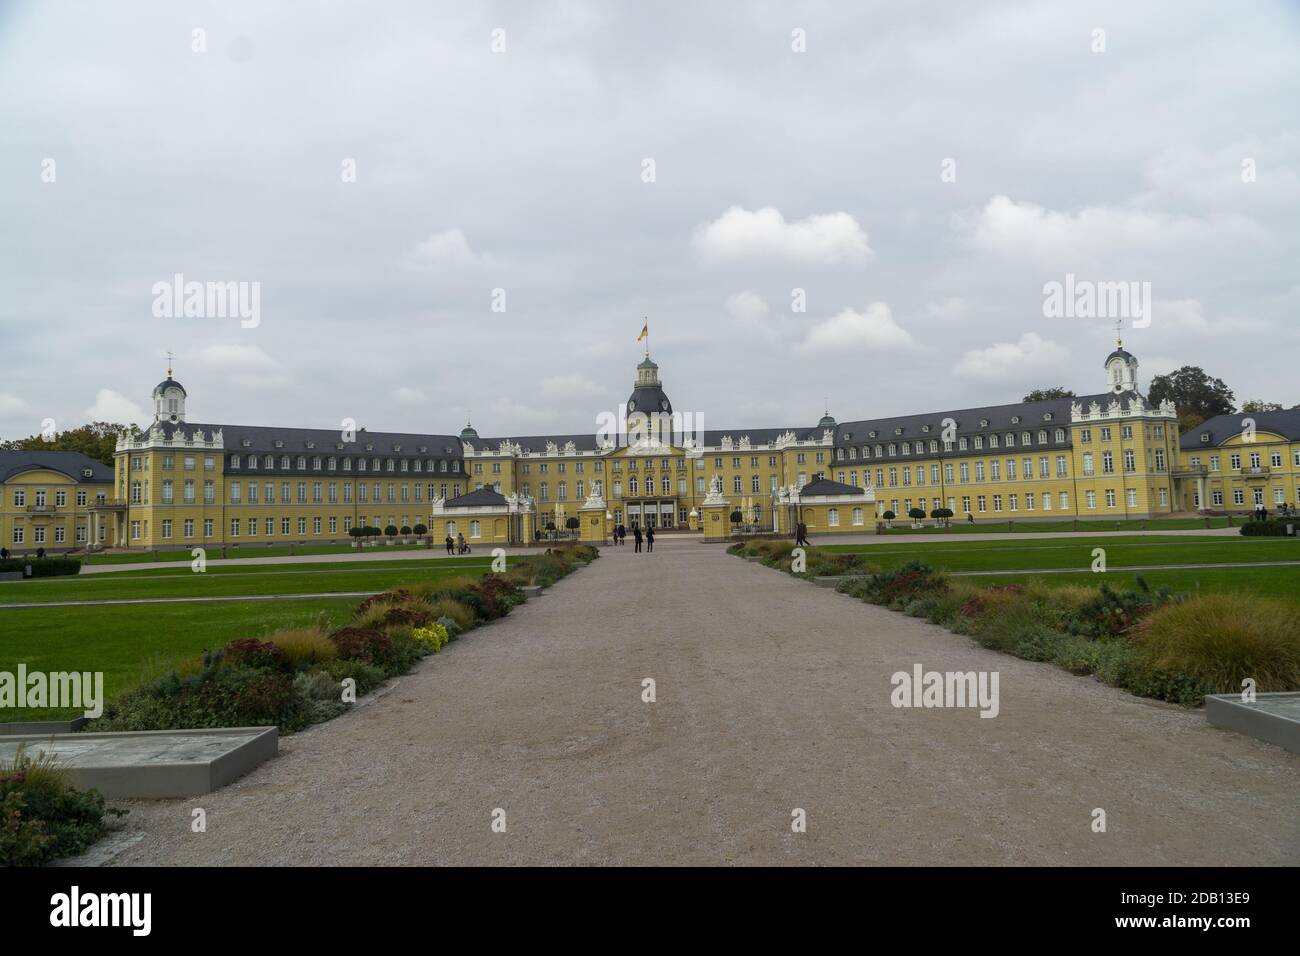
[1200,433,1210,443]
[241,439,251,448]
[979,419,989,427]
[274,440,283,449]
[893,427,903,436]
[1011,416,1020,424]
[306,441,315,449]
[1043,413,1053,421]
[921,425,930,433]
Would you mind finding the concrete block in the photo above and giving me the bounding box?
[1205,692,1300,755]
[0,726,279,798]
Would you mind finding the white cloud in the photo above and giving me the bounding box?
[84,389,146,424]
[391,386,427,405]
[539,374,605,401]
[926,297,968,321]
[0,394,28,416]
[693,207,872,266]
[192,344,278,370]
[960,195,1264,267]
[725,290,770,323]
[798,303,913,352]
[1154,298,1210,333]
[402,228,494,270]
[953,333,1069,382]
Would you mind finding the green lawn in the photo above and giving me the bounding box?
[818,534,1299,573]
[867,516,1237,534]
[974,566,1300,603]
[806,533,1300,605]
[78,541,436,565]
[4,596,365,720]
[1,558,495,721]
[0,557,491,604]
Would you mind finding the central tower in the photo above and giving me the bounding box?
[625,353,674,447]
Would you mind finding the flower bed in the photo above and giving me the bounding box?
[90,548,596,736]
[733,548,1300,707]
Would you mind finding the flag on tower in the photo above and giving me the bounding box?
[637,321,648,342]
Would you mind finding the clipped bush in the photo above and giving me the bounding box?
[1239,519,1295,537]
[0,557,81,578]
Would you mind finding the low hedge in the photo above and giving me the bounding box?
[1239,519,1297,537]
[0,557,81,578]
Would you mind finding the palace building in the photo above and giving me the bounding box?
[3,340,1298,553]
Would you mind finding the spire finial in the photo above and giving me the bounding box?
[1114,317,1123,349]
[166,350,174,378]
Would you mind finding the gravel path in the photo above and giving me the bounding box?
[108,537,1300,866]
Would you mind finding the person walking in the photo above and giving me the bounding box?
[966,512,975,525]
[646,525,655,552]
[457,532,468,554]
[445,534,454,555]
[633,525,643,552]
[618,524,626,545]
[795,520,810,548]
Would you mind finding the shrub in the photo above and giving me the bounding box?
[875,561,947,607]
[429,599,475,633]
[292,672,350,724]
[266,627,337,670]
[352,600,398,631]
[0,746,123,866]
[357,590,413,614]
[221,637,290,673]
[384,525,398,537]
[321,659,386,696]
[412,623,450,653]
[0,557,81,578]
[1132,594,1300,694]
[1239,519,1296,537]
[1068,582,1159,638]
[436,615,463,640]
[330,627,395,668]
[400,525,412,535]
[382,606,432,629]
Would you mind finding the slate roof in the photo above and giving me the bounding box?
[162,422,463,456]
[833,392,1123,460]
[443,487,508,508]
[799,477,868,497]
[1181,408,1300,448]
[0,450,113,483]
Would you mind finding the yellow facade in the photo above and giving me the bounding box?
[6,344,1294,555]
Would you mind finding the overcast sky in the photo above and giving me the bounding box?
[2,0,1297,443]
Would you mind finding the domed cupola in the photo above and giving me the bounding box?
[152,360,187,424]
[459,420,480,443]
[626,355,672,418]
[1104,336,1139,394]
[817,406,837,430]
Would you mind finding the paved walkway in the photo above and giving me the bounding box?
[109,535,1299,865]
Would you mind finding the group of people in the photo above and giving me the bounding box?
[0,547,43,560]
[610,522,654,552]
[444,533,470,555]
[1254,504,1290,521]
